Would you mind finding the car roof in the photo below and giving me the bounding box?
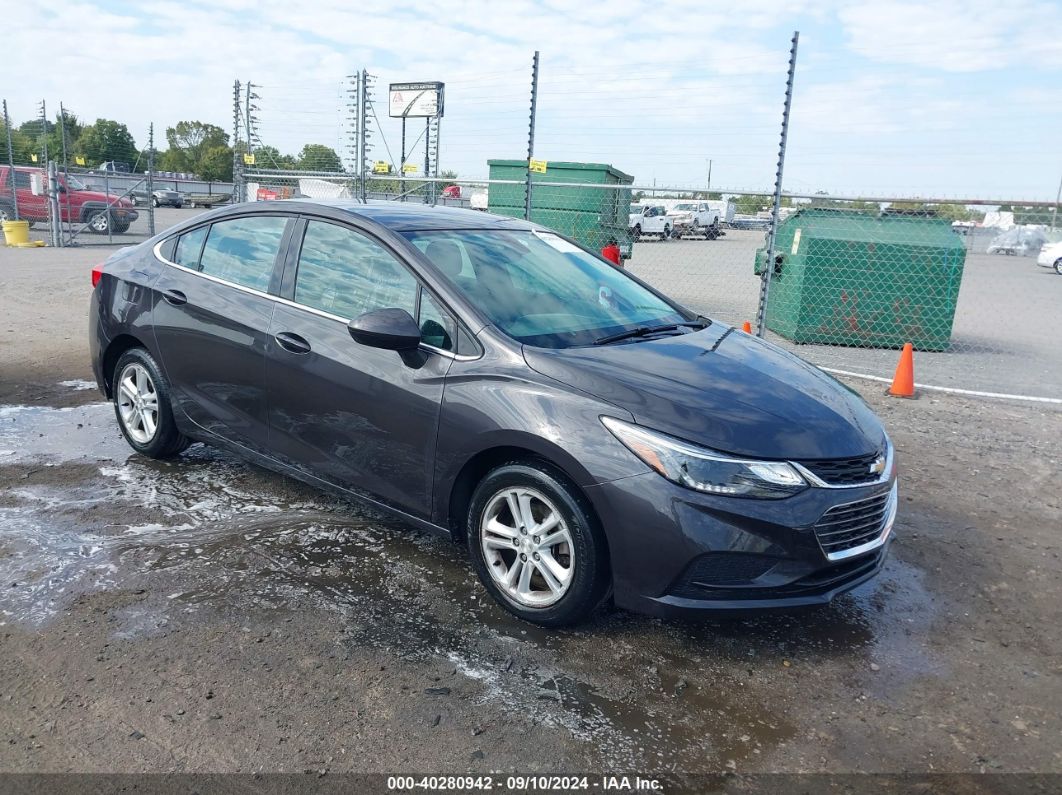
[239,199,538,232]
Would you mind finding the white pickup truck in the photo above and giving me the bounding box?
[629,204,672,241]
[668,201,722,239]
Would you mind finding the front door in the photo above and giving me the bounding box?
[265,218,455,518]
[151,214,292,453]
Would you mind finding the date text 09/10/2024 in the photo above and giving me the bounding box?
[386,775,663,791]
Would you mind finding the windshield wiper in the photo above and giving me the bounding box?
[594,320,706,345]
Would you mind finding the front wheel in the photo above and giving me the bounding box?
[86,210,111,234]
[151,197,160,208]
[631,225,641,242]
[1055,258,1062,275]
[467,462,610,627]
[112,348,189,458]
[661,225,671,240]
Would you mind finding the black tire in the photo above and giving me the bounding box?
[631,225,641,242]
[112,348,189,459]
[467,461,610,627]
[151,197,160,208]
[661,225,671,241]
[1055,259,1062,275]
[113,222,130,234]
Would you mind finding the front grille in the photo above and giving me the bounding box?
[796,451,882,485]
[813,490,892,557]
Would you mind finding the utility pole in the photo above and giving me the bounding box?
[232,80,242,202]
[523,50,540,221]
[3,100,18,220]
[147,123,156,236]
[755,31,799,338]
[706,158,712,194]
[38,100,48,165]
[245,82,258,164]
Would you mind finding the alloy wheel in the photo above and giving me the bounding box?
[89,212,110,233]
[480,487,574,608]
[1055,258,1062,275]
[116,362,159,444]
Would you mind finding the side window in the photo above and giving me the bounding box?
[418,289,456,351]
[294,220,417,319]
[14,171,32,189]
[198,215,288,292]
[174,226,208,269]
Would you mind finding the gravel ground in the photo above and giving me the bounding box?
[0,239,1060,790]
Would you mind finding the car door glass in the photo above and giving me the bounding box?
[174,226,209,269]
[198,216,288,292]
[418,289,456,351]
[294,220,417,320]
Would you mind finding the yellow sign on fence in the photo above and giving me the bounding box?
[74,156,86,166]
[402,163,418,174]
[30,153,38,163]
[529,159,548,173]
[243,153,256,165]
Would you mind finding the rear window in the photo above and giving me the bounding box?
[198,216,288,292]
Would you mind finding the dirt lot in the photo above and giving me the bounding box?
[1,244,1060,790]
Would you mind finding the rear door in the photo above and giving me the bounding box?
[151,213,294,453]
[265,217,455,518]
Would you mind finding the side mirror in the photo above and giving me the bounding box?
[348,307,422,351]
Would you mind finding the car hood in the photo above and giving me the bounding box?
[523,324,886,460]
[76,188,133,207]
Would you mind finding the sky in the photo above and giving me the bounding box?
[7,0,1062,199]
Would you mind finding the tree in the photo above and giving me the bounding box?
[297,144,342,172]
[1,121,36,164]
[75,119,138,167]
[50,112,83,163]
[252,145,297,170]
[199,145,234,182]
[734,194,774,214]
[163,121,229,176]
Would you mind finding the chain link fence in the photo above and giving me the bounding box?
[238,169,1062,400]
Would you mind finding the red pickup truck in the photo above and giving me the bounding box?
[0,166,139,234]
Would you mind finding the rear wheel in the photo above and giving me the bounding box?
[661,225,671,240]
[467,462,610,627]
[631,224,641,242]
[151,197,160,208]
[112,348,189,458]
[1055,258,1062,275]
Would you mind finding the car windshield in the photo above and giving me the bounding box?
[64,175,88,191]
[404,229,687,349]
[674,204,694,211]
[629,205,642,214]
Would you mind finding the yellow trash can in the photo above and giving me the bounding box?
[2,220,30,246]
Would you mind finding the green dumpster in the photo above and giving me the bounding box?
[486,160,633,254]
[754,209,967,351]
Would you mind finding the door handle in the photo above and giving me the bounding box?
[274,331,311,355]
[162,288,187,306]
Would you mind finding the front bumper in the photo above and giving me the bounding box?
[586,471,896,618]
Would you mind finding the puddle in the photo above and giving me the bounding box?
[0,402,944,772]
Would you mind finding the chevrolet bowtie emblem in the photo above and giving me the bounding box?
[869,455,887,475]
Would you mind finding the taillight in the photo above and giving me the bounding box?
[91,264,104,288]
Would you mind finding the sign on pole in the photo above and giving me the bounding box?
[529,159,548,174]
[389,82,445,118]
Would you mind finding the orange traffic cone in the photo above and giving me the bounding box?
[888,343,916,398]
[741,321,752,333]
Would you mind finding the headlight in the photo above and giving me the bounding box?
[601,416,807,499]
